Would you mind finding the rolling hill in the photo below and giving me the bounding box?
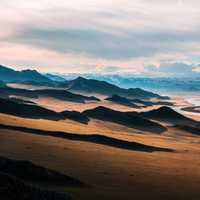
[105,94,173,108]
[0,97,89,123]
[139,106,200,128]
[83,106,167,133]
[105,95,140,108]
[0,86,100,103]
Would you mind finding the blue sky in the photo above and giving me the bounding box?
[1,0,200,76]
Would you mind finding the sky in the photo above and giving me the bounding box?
[1,0,200,76]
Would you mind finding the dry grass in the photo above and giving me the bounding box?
[1,127,200,200]
[1,94,200,200]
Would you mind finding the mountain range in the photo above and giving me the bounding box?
[0,65,51,83]
[0,65,168,100]
[2,64,199,92]
[59,74,200,92]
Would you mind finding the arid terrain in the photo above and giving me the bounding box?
[1,83,200,200]
[1,1,200,199]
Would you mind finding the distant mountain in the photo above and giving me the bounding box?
[0,87,100,103]
[105,95,140,108]
[45,73,66,82]
[3,68,170,99]
[119,77,200,92]
[60,77,168,100]
[60,74,200,92]
[0,65,51,83]
[0,97,89,123]
[83,106,166,133]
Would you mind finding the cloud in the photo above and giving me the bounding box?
[9,28,200,60]
[1,0,200,74]
[144,62,200,77]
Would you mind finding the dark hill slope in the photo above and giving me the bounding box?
[34,89,100,102]
[0,173,72,200]
[174,125,200,136]
[0,98,89,123]
[105,95,173,108]
[0,87,100,103]
[0,87,38,98]
[105,95,140,108]
[139,106,200,134]
[0,156,82,187]
[0,155,87,200]
[140,106,196,125]
[131,99,173,107]
[83,106,166,133]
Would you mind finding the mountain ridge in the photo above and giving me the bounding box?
[60,77,169,100]
[0,65,51,83]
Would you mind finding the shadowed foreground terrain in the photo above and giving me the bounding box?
[0,156,83,187]
[0,173,71,200]
[0,156,86,200]
[1,125,200,200]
